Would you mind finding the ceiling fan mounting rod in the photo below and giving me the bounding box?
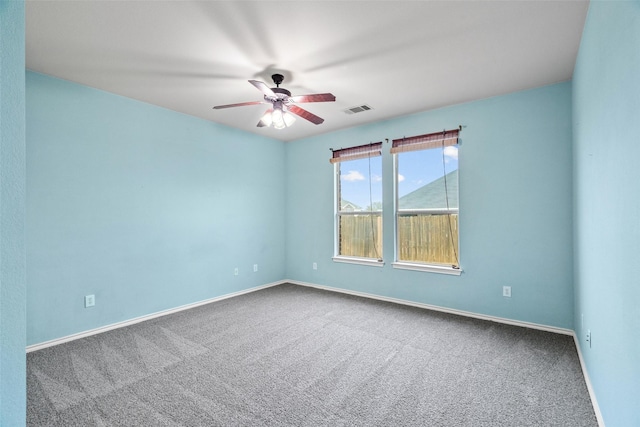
[271,73,285,87]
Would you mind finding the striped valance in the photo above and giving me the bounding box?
[390,129,459,154]
[329,142,383,164]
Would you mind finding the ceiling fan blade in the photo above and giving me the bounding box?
[288,105,325,125]
[213,100,266,109]
[249,80,276,98]
[289,93,336,103]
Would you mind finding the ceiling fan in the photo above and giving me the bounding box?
[213,74,336,129]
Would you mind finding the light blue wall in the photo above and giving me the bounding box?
[0,0,27,425]
[572,1,640,425]
[286,82,574,329]
[26,71,286,345]
[19,3,640,422]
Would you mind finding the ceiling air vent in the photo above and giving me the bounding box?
[344,104,373,115]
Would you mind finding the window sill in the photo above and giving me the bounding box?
[392,262,462,275]
[332,256,385,267]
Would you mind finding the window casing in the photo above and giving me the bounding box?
[392,130,460,273]
[331,143,383,264]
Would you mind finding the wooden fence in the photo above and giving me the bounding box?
[339,215,383,259]
[398,214,459,265]
[339,214,459,265]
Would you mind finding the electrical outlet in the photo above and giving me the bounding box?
[85,294,95,308]
[234,267,238,276]
[253,264,258,272]
[586,329,591,348]
[313,262,317,270]
[502,286,511,297]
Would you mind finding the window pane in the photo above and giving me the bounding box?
[397,146,458,210]
[339,157,382,212]
[339,214,383,259]
[396,143,459,267]
[397,214,459,265]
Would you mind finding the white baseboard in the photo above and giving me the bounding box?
[287,279,574,336]
[26,278,603,426]
[26,280,286,353]
[25,278,572,352]
[572,333,606,427]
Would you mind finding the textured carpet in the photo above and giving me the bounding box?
[27,283,598,426]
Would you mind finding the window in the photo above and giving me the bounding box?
[331,143,383,265]
[392,129,460,274]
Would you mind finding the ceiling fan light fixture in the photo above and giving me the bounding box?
[260,109,273,127]
[283,111,296,127]
[268,103,296,130]
[272,107,286,129]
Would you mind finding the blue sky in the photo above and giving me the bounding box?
[339,146,458,209]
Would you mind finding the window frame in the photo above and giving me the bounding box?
[333,155,384,267]
[392,136,462,276]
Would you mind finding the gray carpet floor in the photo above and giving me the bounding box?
[27,283,598,426]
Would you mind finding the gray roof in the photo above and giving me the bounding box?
[340,199,362,211]
[398,171,458,210]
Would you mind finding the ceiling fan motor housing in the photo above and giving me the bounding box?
[271,87,292,97]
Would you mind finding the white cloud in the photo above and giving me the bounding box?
[398,174,405,182]
[371,174,382,183]
[342,170,365,182]
[444,145,459,160]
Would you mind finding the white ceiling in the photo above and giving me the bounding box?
[26,1,589,142]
